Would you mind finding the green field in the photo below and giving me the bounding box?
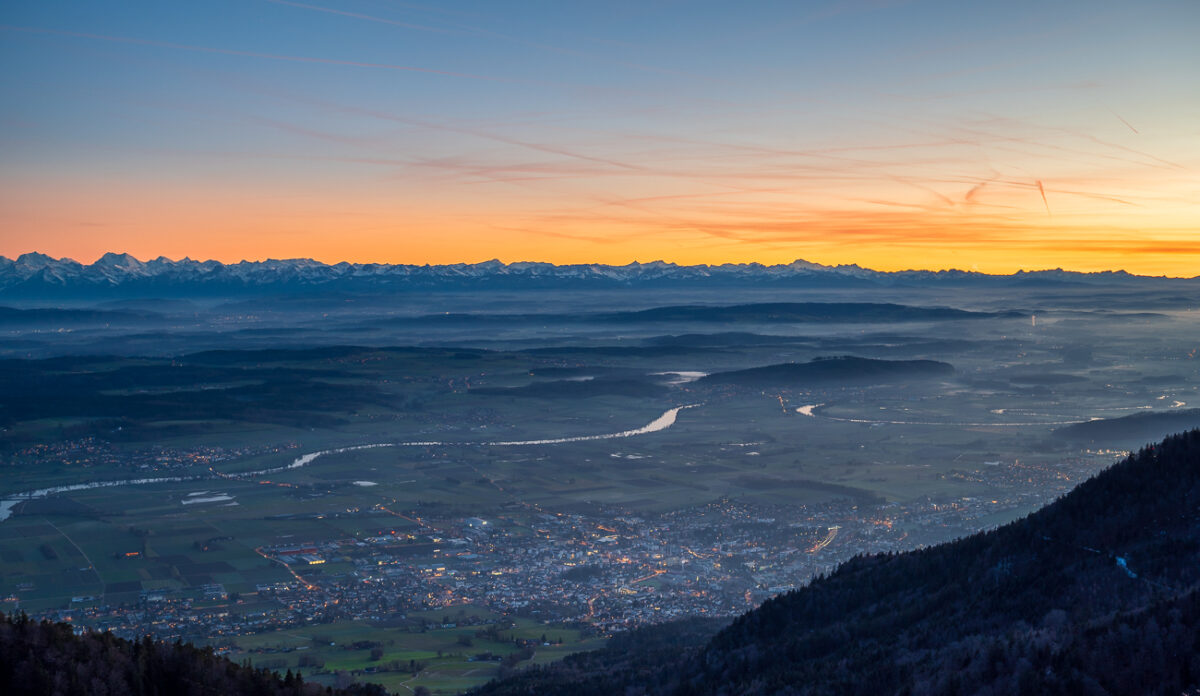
[207,614,603,695]
[3,304,1198,693]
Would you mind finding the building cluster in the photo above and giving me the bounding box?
[20,450,1112,644]
[3,437,299,473]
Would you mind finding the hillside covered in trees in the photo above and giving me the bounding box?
[0,612,387,696]
[476,430,1200,696]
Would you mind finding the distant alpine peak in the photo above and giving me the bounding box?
[93,252,148,276]
[94,251,142,266]
[0,253,1190,299]
[14,251,63,269]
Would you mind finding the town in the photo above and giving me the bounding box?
[17,449,1114,647]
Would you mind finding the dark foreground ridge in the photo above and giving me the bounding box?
[0,612,387,696]
[476,430,1200,696]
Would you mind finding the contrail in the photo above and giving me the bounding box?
[1036,180,1051,216]
[964,180,989,202]
[1112,112,1139,134]
[262,0,453,34]
[888,175,955,207]
[0,24,510,83]
[346,106,651,172]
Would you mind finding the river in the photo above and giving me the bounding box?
[0,404,699,522]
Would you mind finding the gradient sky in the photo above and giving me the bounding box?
[2,1,1198,274]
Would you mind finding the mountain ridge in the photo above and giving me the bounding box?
[1,253,1194,299]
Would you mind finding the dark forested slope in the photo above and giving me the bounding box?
[477,430,1200,696]
[0,612,386,696]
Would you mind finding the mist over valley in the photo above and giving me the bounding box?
[2,258,1198,694]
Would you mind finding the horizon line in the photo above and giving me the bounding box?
[3,250,1196,280]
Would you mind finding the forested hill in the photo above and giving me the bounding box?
[476,430,1200,696]
[1055,408,1200,446]
[699,356,954,387]
[0,613,387,696]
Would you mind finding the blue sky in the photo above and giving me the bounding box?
[2,1,1198,273]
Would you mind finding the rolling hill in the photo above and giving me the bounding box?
[1055,409,1200,446]
[699,356,955,387]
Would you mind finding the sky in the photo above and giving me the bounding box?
[1,1,1198,275]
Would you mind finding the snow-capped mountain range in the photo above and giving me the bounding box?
[0,252,1190,299]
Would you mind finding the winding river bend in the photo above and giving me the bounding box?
[0,404,700,522]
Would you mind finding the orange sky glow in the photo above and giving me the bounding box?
[2,1,1198,276]
[5,162,1197,276]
